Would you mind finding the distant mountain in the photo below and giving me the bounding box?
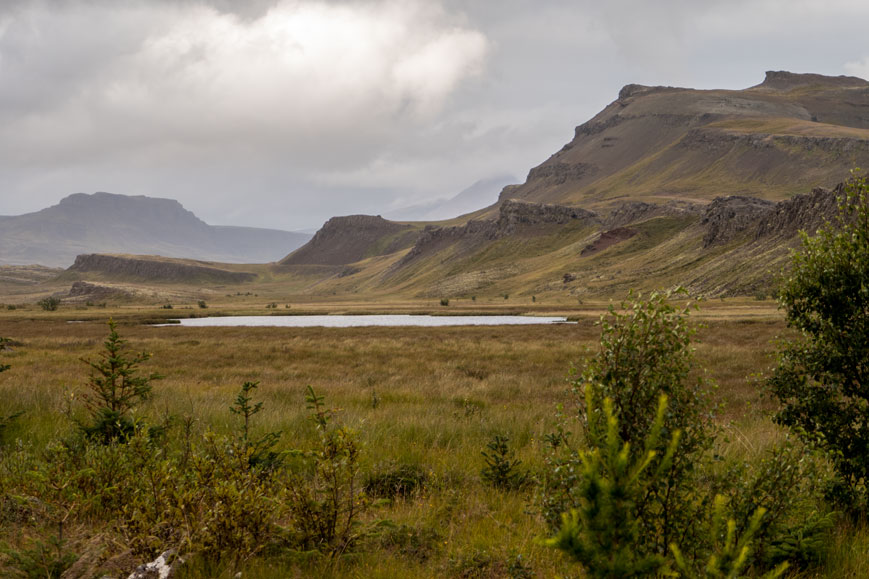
[0,192,311,267]
[384,175,517,221]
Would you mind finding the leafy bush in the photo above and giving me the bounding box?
[229,381,283,470]
[37,296,60,311]
[285,386,368,554]
[197,300,208,309]
[767,173,869,513]
[543,289,716,560]
[440,298,450,306]
[79,319,163,443]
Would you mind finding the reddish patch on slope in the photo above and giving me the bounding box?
[580,227,638,256]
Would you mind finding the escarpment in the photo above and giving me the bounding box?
[67,254,257,283]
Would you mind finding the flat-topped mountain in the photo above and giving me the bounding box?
[0,192,311,267]
[490,70,869,212]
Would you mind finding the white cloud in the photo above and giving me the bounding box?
[844,56,869,80]
[0,0,488,167]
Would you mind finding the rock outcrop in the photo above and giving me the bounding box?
[67,254,257,284]
[757,70,869,91]
[701,196,775,247]
[398,200,598,265]
[605,200,703,229]
[64,280,132,301]
[755,184,843,239]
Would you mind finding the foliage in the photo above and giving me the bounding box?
[229,381,283,470]
[285,385,367,555]
[481,434,528,490]
[0,338,24,442]
[546,392,678,578]
[364,462,427,500]
[440,298,450,306]
[670,495,789,579]
[197,300,208,309]
[37,296,60,311]
[1,534,78,579]
[544,289,716,560]
[79,319,163,443]
[768,173,869,512]
[724,441,832,569]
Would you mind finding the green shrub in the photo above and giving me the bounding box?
[0,338,23,443]
[481,434,528,491]
[229,381,283,471]
[768,173,869,514]
[198,300,208,309]
[285,386,368,554]
[671,495,789,579]
[543,289,716,560]
[440,298,450,306]
[1,534,78,579]
[364,462,427,500]
[37,296,60,311]
[546,393,678,577]
[79,319,163,443]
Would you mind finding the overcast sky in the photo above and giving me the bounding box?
[1,0,868,231]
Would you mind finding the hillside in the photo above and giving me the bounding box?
[273,71,866,300]
[0,192,311,267]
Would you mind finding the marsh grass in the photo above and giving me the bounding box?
[0,307,858,577]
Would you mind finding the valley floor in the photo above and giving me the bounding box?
[0,301,863,577]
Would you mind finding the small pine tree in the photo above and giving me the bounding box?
[80,319,162,443]
[547,392,679,577]
[481,434,528,490]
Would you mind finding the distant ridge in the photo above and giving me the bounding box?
[0,192,311,267]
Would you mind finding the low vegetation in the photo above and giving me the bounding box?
[0,177,867,577]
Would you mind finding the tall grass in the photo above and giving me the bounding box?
[0,310,858,577]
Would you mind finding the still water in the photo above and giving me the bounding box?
[163,315,569,328]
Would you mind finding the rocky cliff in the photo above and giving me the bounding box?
[398,199,598,265]
[67,254,257,284]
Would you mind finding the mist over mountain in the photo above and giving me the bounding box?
[0,192,311,268]
[383,175,517,221]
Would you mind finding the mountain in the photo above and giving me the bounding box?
[275,72,869,299]
[383,175,517,221]
[0,192,312,267]
[487,70,869,213]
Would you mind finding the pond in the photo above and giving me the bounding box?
[160,315,570,328]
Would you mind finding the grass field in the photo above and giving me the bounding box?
[0,300,859,577]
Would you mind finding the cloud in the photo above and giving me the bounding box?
[844,57,869,80]
[0,0,488,169]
